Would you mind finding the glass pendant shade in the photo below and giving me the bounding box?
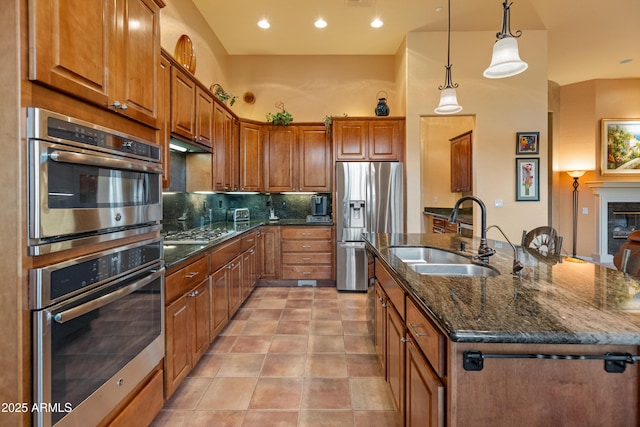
[434,87,462,114]
[483,37,528,78]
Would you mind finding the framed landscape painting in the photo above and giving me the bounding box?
[601,119,640,175]
[516,158,539,201]
[516,132,539,154]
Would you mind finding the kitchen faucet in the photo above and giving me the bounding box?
[486,224,525,276]
[449,196,495,262]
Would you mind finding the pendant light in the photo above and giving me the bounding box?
[483,0,528,79]
[434,0,462,114]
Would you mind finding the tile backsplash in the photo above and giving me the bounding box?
[162,192,332,231]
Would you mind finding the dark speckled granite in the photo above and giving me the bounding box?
[364,232,640,345]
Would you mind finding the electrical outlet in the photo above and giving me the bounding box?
[582,207,588,214]
[494,199,503,208]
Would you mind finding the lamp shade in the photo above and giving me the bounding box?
[566,170,586,178]
[483,37,528,79]
[434,88,462,114]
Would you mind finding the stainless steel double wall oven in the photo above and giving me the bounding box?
[27,108,165,427]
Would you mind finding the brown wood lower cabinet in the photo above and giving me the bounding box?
[280,226,334,280]
[405,336,444,427]
[386,300,406,424]
[209,265,228,338]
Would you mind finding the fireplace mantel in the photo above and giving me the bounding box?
[586,181,640,263]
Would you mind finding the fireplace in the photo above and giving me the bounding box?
[587,181,640,263]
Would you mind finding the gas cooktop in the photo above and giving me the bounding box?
[163,227,231,244]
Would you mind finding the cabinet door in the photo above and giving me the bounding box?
[333,121,368,160]
[159,55,171,189]
[260,226,281,280]
[213,103,227,190]
[405,338,445,427]
[256,229,264,279]
[189,280,210,364]
[165,295,191,398]
[450,131,472,193]
[239,122,263,191]
[227,115,239,191]
[113,0,160,127]
[210,267,228,339]
[227,255,243,317]
[369,120,404,161]
[29,0,114,106]
[298,126,331,191]
[374,281,387,373]
[264,127,297,192]
[387,303,406,421]
[195,87,213,148]
[171,67,196,141]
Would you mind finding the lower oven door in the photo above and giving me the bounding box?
[33,266,164,427]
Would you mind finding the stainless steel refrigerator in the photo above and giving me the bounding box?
[335,162,404,291]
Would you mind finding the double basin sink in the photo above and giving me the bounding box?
[387,246,499,277]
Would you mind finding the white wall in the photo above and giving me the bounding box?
[405,30,549,241]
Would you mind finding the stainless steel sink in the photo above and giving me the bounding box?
[388,246,470,264]
[409,263,499,277]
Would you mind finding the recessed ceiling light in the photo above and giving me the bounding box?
[371,18,383,28]
[258,19,270,29]
[315,18,328,29]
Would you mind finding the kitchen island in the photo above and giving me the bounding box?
[364,232,640,426]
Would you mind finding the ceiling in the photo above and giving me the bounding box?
[192,0,639,86]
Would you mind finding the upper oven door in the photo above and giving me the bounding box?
[28,138,162,242]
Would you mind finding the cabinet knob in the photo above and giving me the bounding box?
[400,337,409,344]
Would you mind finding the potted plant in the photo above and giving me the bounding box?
[210,83,237,106]
[266,102,293,126]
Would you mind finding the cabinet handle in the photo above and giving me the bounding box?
[410,323,429,337]
[302,271,311,275]
[185,271,199,279]
[401,337,409,344]
[302,257,311,261]
[188,290,199,297]
[382,303,388,308]
[302,245,312,248]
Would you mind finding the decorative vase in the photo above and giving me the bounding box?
[375,91,390,116]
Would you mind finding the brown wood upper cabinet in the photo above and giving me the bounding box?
[29,0,163,128]
[239,121,263,192]
[450,130,472,193]
[333,118,405,161]
[264,125,331,192]
[213,104,238,191]
[170,65,214,149]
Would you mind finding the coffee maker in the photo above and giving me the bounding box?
[307,195,331,223]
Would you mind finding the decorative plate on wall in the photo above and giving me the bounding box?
[174,34,196,74]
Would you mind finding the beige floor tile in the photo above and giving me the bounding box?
[207,335,237,353]
[276,320,310,335]
[220,319,247,336]
[313,288,339,299]
[242,410,299,427]
[287,288,315,299]
[230,336,273,353]
[285,299,313,309]
[249,377,303,410]
[243,298,261,308]
[196,377,258,410]
[216,353,265,377]
[269,335,309,353]
[249,308,283,321]
[353,410,400,427]
[188,410,245,427]
[350,378,396,411]
[341,307,368,321]
[302,378,352,410]
[344,335,376,354]
[307,335,345,353]
[305,354,348,377]
[189,354,226,378]
[345,354,383,377]
[242,320,279,335]
[233,307,254,320]
[150,409,192,426]
[257,298,287,309]
[311,307,341,320]
[261,353,307,377]
[309,320,343,335]
[342,320,371,335]
[312,299,339,309]
[164,378,211,410]
[264,288,291,299]
[298,410,354,427]
[281,308,312,321]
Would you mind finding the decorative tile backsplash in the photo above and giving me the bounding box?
[162,192,332,231]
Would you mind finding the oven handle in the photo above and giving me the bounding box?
[52,268,164,324]
[49,150,163,174]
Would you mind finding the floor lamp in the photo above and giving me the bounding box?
[566,170,585,258]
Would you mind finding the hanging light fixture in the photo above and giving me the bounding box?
[434,0,462,114]
[483,0,528,78]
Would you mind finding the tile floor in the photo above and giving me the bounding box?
[151,286,400,427]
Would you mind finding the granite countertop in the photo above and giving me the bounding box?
[364,232,640,346]
[423,207,473,224]
[163,219,334,269]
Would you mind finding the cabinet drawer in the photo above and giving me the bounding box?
[375,260,404,319]
[281,227,333,240]
[282,253,332,265]
[166,256,208,304]
[240,231,257,252]
[209,237,242,272]
[406,297,446,378]
[282,265,332,279]
[282,240,333,253]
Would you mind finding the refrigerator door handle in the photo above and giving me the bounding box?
[338,242,366,249]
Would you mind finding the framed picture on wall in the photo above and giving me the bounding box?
[601,119,640,175]
[516,132,539,154]
[516,158,539,201]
